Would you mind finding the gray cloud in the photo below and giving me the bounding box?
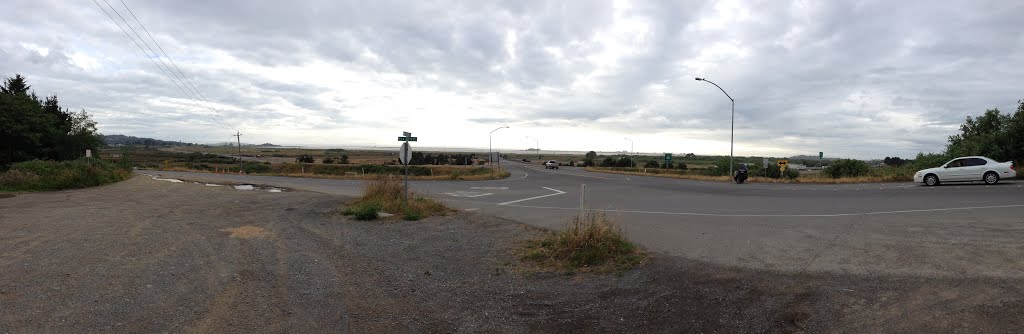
[2,0,1021,157]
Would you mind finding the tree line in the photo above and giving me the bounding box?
[1,74,103,168]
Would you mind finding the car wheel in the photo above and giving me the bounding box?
[984,172,999,185]
[924,174,939,186]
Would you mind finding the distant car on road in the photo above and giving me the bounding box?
[544,160,559,169]
[914,156,1015,186]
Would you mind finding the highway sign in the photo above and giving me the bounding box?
[398,137,418,141]
[399,142,412,165]
[403,131,411,137]
[778,159,789,171]
[664,153,672,162]
[819,152,823,159]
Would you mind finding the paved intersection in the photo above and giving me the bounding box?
[150,161,1024,278]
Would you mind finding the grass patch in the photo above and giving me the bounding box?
[340,175,451,221]
[521,211,646,273]
[0,158,132,191]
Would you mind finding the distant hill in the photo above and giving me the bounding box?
[101,134,197,147]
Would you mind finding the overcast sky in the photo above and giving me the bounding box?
[3,0,1022,158]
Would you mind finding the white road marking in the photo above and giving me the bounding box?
[444,191,494,198]
[498,187,566,205]
[471,186,509,190]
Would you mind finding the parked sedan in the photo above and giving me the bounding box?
[914,156,1016,186]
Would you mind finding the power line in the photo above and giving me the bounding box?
[91,0,235,132]
[117,0,236,131]
[100,0,235,131]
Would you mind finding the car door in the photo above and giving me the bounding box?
[966,158,988,181]
[941,159,968,181]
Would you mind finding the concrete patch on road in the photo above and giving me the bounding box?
[220,226,271,239]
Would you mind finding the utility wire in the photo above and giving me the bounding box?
[92,0,235,131]
[100,0,234,131]
[117,0,237,131]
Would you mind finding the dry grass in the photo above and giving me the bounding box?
[159,165,511,181]
[586,167,913,184]
[341,175,451,221]
[521,210,646,273]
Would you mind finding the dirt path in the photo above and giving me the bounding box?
[1,176,1022,333]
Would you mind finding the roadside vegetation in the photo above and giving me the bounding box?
[521,210,646,273]
[340,176,451,221]
[106,147,512,180]
[0,158,131,191]
[0,74,128,191]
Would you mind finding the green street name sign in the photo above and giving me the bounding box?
[398,137,418,142]
[664,153,672,162]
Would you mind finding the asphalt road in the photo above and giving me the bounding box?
[149,161,1024,278]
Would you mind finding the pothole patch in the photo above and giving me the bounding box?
[220,226,271,239]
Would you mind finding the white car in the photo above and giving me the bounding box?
[914,156,1016,186]
[544,160,559,169]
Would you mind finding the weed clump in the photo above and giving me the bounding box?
[340,175,449,221]
[522,211,645,272]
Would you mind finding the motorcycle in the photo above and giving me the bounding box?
[734,164,749,184]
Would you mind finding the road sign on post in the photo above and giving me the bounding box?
[398,134,415,203]
[399,142,412,164]
[778,159,789,172]
[664,153,672,162]
[819,152,823,159]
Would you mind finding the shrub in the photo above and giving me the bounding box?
[783,168,800,180]
[825,159,870,178]
[322,157,335,164]
[403,207,423,221]
[643,160,659,168]
[343,201,380,220]
[522,211,645,271]
[296,154,315,163]
[0,158,131,191]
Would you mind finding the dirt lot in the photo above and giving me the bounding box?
[1,176,1022,333]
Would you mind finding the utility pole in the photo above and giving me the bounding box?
[232,131,242,173]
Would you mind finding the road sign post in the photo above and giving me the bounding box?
[777,159,789,176]
[398,133,415,204]
[664,153,672,169]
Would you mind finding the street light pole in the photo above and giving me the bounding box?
[624,138,634,168]
[489,125,509,172]
[526,136,539,160]
[696,77,736,179]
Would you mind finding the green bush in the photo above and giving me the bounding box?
[403,207,423,221]
[825,159,870,178]
[0,158,131,191]
[342,201,380,221]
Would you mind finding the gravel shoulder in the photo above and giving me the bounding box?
[1,176,1022,333]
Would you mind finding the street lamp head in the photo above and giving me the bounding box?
[695,77,704,81]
